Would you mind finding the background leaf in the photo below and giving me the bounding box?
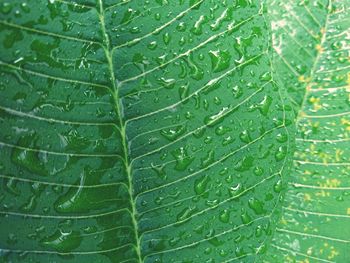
[0,0,295,262]
[267,0,328,108]
[265,0,350,262]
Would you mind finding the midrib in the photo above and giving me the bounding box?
[97,0,143,262]
[295,0,332,124]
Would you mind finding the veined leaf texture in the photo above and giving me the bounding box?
[265,0,350,262]
[0,0,348,262]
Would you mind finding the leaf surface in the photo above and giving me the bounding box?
[268,0,329,108]
[265,0,350,262]
[0,0,294,262]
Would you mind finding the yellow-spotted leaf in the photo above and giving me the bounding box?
[265,0,350,262]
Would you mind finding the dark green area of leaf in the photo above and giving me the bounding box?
[0,0,300,262]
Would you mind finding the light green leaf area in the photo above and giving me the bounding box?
[0,0,294,263]
[265,0,350,262]
[268,0,329,109]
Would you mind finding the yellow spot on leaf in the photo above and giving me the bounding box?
[328,245,339,259]
[299,111,306,118]
[341,118,350,125]
[309,97,321,111]
[309,97,320,103]
[316,44,323,53]
[298,75,312,83]
[320,178,341,188]
[304,193,311,201]
[310,143,316,153]
[335,149,343,162]
[341,118,350,131]
[316,190,330,197]
[312,121,320,129]
[280,216,288,225]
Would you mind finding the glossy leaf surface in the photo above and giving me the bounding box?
[0,0,293,262]
[265,0,350,262]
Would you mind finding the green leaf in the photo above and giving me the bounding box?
[265,0,350,262]
[0,0,294,262]
[268,0,329,108]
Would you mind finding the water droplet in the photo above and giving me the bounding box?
[40,230,82,253]
[201,150,215,168]
[248,197,265,215]
[209,49,231,73]
[219,209,230,223]
[194,175,210,195]
[275,146,287,161]
[171,147,194,171]
[160,125,186,141]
